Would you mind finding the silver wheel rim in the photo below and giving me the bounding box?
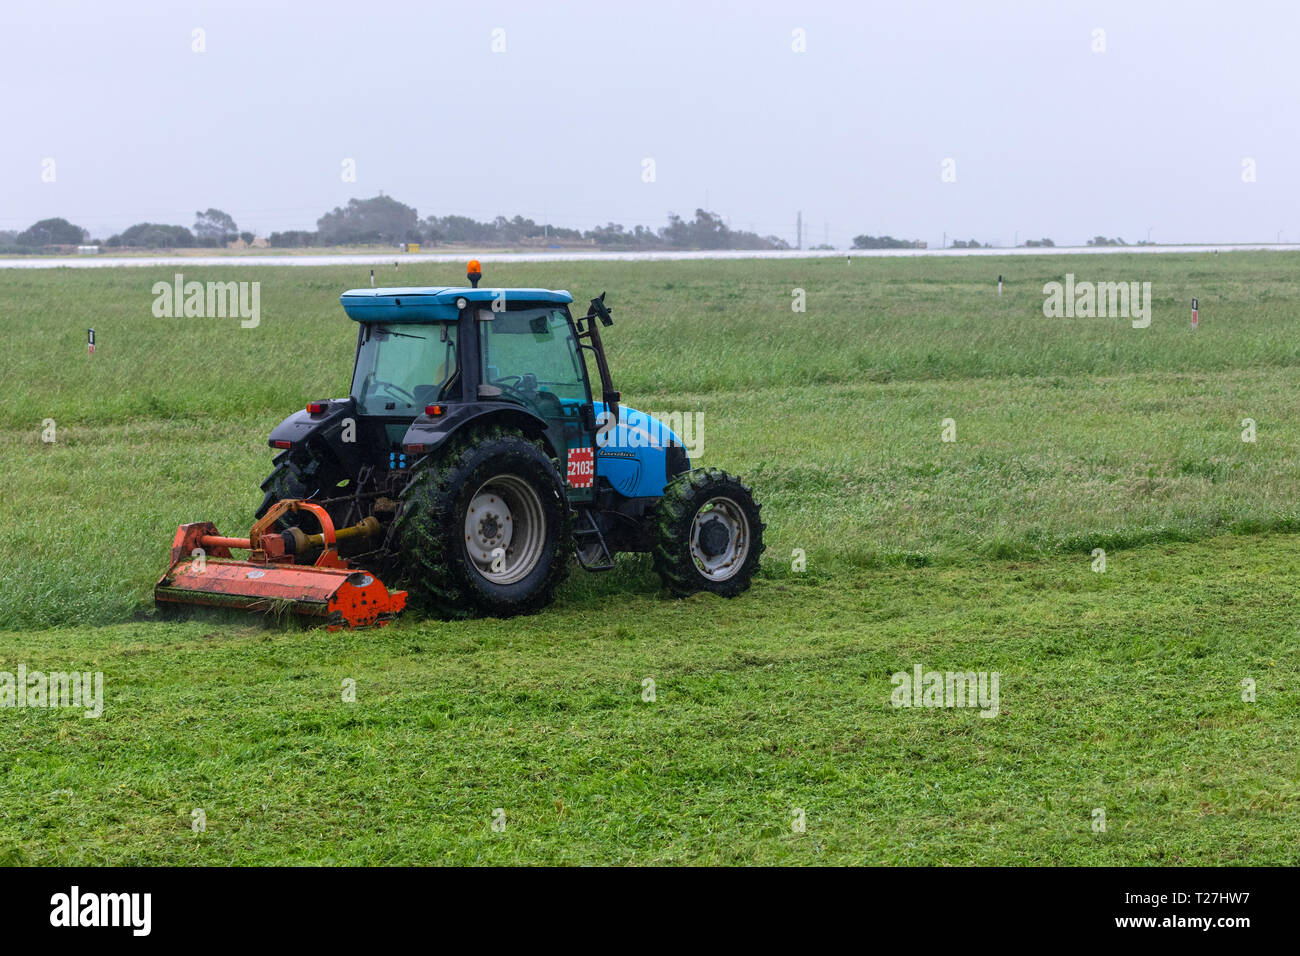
[689,496,750,581]
[464,474,546,585]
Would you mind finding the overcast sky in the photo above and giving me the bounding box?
[2,0,1296,247]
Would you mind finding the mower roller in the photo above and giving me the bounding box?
[154,499,407,629]
[155,260,763,628]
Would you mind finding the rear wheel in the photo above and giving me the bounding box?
[652,467,764,597]
[395,426,571,617]
[256,451,352,525]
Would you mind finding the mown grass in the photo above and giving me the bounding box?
[0,253,1297,864]
[1,534,1296,865]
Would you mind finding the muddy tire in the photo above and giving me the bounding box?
[255,451,352,527]
[652,467,764,597]
[395,426,571,618]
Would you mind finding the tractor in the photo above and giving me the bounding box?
[155,261,763,625]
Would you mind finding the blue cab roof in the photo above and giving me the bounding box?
[340,286,574,323]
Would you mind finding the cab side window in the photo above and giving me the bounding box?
[479,308,588,408]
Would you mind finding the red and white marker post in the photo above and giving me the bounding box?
[1191,297,1199,329]
[88,328,95,355]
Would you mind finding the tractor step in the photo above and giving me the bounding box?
[574,509,615,571]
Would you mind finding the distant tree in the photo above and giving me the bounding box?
[657,209,783,250]
[105,223,196,247]
[0,230,16,246]
[1024,238,1055,247]
[585,222,657,247]
[422,214,496,244]
[1087,235,1127,247]
[317,195,421,245]
[193,208,239,242]
[269,230,317,247]
[852,234,924,249]
[16,217,88,246]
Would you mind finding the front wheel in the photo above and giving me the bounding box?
[652,467,764,597]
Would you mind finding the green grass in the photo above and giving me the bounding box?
[0,253,1297,863]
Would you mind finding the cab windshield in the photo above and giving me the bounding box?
[350,322,458,415]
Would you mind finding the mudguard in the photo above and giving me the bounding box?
[266,398,363,475]
[400,402,556,459]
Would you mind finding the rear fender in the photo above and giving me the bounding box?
[400,403,557,461]
[266,397,362,475]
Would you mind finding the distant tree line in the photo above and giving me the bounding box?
[0,203,1143,254]
[277,197,788,250]
[2,197,790,252]
[852,234,926,249]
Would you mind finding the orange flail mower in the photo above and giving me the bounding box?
[155,499,407,630]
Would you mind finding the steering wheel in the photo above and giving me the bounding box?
[488,374,534,405]
[495,383,533,405]
[373,380,416,404]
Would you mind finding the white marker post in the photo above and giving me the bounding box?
[998,274,1003,297]
[1191,297,1199,329]
[370,269,375,287]
[87,328,95,355]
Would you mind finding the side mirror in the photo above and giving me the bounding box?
[587,292,613,327]
[602,390,620,424]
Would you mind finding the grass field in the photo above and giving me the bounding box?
[1,253,1297,864]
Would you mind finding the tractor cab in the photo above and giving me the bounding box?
[337,274,601,499]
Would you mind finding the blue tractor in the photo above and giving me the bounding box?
[248,261,764,617]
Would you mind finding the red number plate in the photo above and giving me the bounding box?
[566,446,594,488]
